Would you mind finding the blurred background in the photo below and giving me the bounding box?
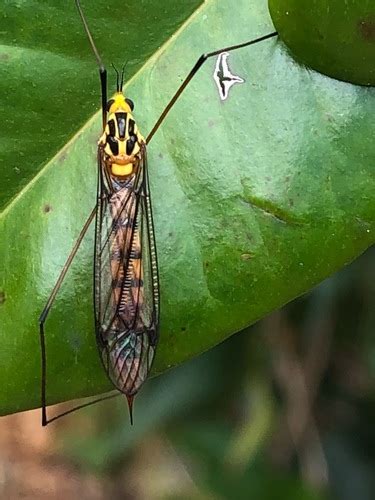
[0,246,374,499]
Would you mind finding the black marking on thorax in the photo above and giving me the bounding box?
[108,119,116,137]
[107,136,119,155]
[105,112,139,156]
[106,118,119,155]
[116,112,127,139]
[128,119,135,136]
[126,118,137,155]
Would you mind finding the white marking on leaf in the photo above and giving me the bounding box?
[213,52,244,101]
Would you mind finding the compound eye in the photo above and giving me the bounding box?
[125,98,134,111]
[106,99,115,111]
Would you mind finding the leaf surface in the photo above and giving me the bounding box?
[0,0,374,415]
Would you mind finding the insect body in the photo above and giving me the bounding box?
[95,90,159,418]
[38,0,277,426]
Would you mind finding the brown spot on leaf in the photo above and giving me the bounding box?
[0,291,5,304]
[358,17,375,41]
[58,152,68,163]
[241,253,254,261]
[43,204,52,214]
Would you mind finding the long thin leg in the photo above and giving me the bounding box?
[39,206,96,426]
[43,391,121,426]
[99,68,107,131]
[75,0,107,130]
[146,31,278,144]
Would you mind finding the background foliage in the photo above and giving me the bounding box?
[2,246,373,499]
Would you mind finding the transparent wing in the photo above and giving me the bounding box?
[94,145,159,396]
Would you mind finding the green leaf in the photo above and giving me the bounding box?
[0,0,374,416]
[269,0,375,85]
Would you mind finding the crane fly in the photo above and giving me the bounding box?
[38,0,277,426]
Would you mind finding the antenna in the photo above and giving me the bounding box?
[120,62,128,91]
[111,63,120,92]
